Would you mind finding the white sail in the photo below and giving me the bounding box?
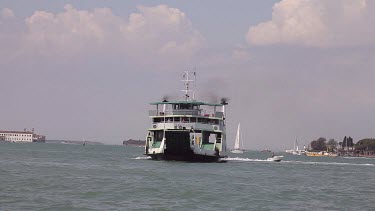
[234,123,240,150]
[231,123,244,154]
[295,137,299,151]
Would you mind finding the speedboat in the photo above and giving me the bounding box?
[267,155,283,162]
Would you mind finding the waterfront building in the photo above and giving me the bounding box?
[0,130,45,143]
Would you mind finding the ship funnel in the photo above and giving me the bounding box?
[220,97,229,105]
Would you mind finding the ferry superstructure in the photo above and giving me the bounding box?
[144,71,228,162]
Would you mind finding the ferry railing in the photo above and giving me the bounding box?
[152,118,220,126]
[149,110,223,118]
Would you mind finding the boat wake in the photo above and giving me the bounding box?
[222,157,274,162]
[342,156,375,160]
[223,157,375,167]
[132,156,152,160]
[283,160,375,167]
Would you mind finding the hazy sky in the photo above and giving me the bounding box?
[1,0,374,150]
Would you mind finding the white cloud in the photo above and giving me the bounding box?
[1,4,204,65]
[0,8,24,64]
[123,5,204,57]
[1,8,15,19]
[246,0,375,47]
[24,4,122,56]
[232,48,251,61]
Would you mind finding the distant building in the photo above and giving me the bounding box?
[33,134,46,143]
[0,129,46,143]
[338,142,355,151]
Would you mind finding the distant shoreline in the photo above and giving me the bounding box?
[46,140,104,145]
[123,139,145,146]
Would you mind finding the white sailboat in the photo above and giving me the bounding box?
[292,144,300,155]
[286,137,305,155]
[231,123,244,153]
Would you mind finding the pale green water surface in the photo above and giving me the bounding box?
[1,143,374,210]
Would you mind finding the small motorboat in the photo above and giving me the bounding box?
[267,153,283,162]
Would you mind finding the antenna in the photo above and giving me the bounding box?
[181,70,196,101]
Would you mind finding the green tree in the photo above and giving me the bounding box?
[342,136,354,148]
[327,139,337,152]
[355,139,375,151]
[310,137,327,151]
[348,137,354,147]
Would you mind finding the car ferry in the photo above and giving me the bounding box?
[144,71,228,162]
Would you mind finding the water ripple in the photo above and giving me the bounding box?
[1,143,374,210]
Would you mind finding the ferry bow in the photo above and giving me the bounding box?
[144,71,228,162]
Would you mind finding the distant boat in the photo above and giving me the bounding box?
[267,153,283,162]
[83,137,86,146]
[286,137,305,155]
[231,123,245,153]
[306,151,337,157]
[261,149,271,152]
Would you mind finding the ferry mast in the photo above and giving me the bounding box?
[181,71,196,101]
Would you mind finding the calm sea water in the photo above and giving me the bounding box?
[0,143,374,211]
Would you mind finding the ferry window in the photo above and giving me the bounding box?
[153,118,162,123]
[202,132,216,144]
[190,117,196,122]
[173,117,180,122]
[202,133,209,144]
[216,134,222,143]
[181,117,188,123]
[208,119,219,124]
[180,104,192,109]
[154,131,163,142]
[193,105,198,110]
